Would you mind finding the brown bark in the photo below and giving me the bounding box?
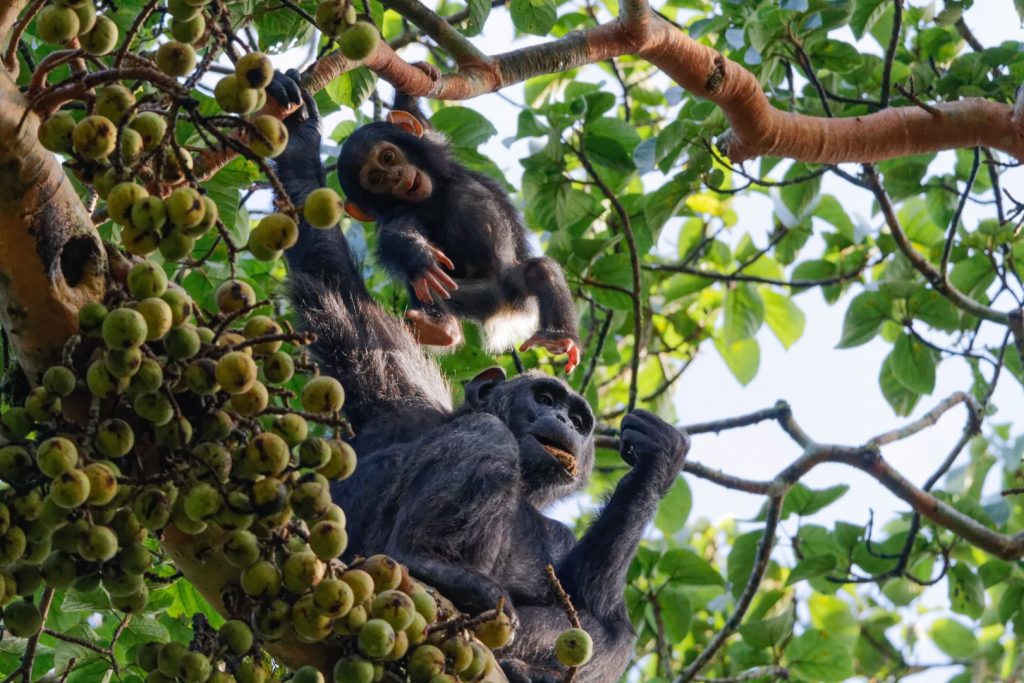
[296,14,1024,166]
[0,69,105,380]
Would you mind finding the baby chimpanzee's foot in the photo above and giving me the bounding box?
[406,309,462,347]
[520,332,581,373]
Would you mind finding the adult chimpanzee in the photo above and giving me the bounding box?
[325,77,581,372]
[269,72,689,683]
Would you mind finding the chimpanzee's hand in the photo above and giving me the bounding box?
[619,409,688,492]
[265,69,320,136]
[411,245,457,304]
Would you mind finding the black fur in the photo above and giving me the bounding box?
[270,72,689,683]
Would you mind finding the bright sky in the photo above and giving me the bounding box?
[275,2,1024,679]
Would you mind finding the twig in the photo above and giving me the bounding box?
[879,0,903,108]
[941,146,979,273]
[545,565,581,683]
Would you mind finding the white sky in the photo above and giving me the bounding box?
[273,2,1024,679]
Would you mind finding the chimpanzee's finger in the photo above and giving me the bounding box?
[281,70,302,106]
[265,72,290,108]
[413,279,434,304]
[429,265,457,291]
[425,273,452,300]
[431,248,454,270]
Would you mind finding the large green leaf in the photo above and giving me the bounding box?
[714,337,760,386]
[727,530,765,599]
[929,618,979,659]
[785,629,855,682]
[879,351,921,416]
[654,477,692,536]
[948,563,985,619]
[656,548,724,586]
[890,333,936,395]
[656,583,692,643]
[431,107,498,149]
[837,290,892,348]
[761,289,805,349]
[722,284,764,344]
[510,0,557,35]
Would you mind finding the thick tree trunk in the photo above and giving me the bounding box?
[0,69,106,380]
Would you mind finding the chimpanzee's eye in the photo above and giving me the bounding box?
[570,414,583,431]
[381,149,396,164]
[537,392,554,407]
[369,171,384,185]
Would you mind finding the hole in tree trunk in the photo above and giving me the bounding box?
[59,235,101,288]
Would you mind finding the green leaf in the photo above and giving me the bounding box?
[811,40,864,72]
[780,162,822,221]
[998,580,1024,623]
[656,583,693,642]
[740,611,794,649]
[948,563,985,619]
[785,629,855,682]
[812,195,856,241]
[761,289,805,349]
[890,333,936,395]
[582,118,640,171]
[787,555,838,585]
[714,337,760,386]
[656,548,724,586]
[879,351,921,416]
[781,483,849,519]
[727,530,764,599]
[908,289,960,332]
[837,290,892,348]
[324,68,377,109]
[654,477,692,536]
[463,0,493,35]
[722,284,764,345]
[510,0,557,35]
[430,107,498,149]
[929,618,979,659]
[589,253,634,310]
[949,254,996,300]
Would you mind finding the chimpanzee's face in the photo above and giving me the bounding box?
[358,141,433,202]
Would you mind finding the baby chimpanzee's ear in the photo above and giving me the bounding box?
[464,367,506,410]
[386,110,424,137]
[344,201,374,222]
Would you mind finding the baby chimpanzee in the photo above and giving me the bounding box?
[324,81,581,372]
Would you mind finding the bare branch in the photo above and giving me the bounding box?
[677,496,783,682]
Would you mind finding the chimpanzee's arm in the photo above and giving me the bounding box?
[375,215,443,283]
[502,410,689,682]
[269,71,452,429]
[560,410,688,614]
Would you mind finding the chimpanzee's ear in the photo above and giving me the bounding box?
[344,201,374,222]
[464,367,506,410]
[386,110,424,137]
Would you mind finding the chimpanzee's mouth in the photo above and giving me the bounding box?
[535,435,577,476]
[408,172,422,194]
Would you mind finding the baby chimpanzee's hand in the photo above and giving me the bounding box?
[411,246,457,304]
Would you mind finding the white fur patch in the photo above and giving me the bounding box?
[484,299,539,353]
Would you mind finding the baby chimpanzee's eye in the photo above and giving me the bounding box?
[369,171,384,185]
[381,149,395,164]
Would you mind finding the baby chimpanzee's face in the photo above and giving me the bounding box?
[359,141,433,202]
